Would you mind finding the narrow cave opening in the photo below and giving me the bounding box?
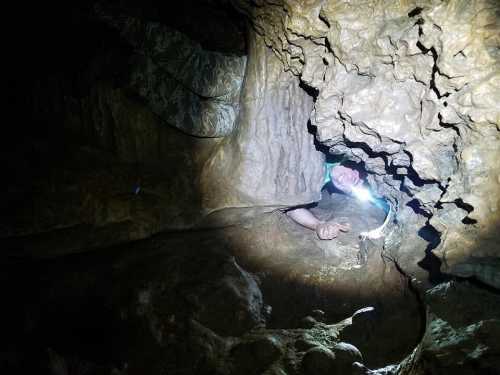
[236,118,424,368]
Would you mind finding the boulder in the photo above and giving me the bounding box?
[301,346,336,375]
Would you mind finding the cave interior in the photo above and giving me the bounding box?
[2,1,500,375]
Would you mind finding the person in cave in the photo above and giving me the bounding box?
[286,163,361,240]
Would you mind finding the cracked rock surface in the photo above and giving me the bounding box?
[231,0,500,291]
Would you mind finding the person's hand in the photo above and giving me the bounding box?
[315,221,350,240]
[330,165,360,194]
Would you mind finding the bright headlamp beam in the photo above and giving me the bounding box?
[351,186,374,202]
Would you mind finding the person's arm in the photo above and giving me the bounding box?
[286,208,349,239]
[285,207,322,230]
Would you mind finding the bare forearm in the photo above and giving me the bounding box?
[285,208,322,230]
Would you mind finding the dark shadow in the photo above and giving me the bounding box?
[299,81,319,101]
[417,224,450,284]
[407,199,432,218]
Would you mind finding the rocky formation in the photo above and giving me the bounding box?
[412,281,500,374]
[96,4,247,138]
[3,2,324,255]
[217,0,499,373]
[3,0,500,374]
[376,281,500,375]
[1,237,266,374]
[200,30,324,214]
[0,212,420,375]
[230,0,500,288]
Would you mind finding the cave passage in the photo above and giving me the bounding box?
[3,0,500,374]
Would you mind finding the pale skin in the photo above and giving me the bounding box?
[286,165,361,240]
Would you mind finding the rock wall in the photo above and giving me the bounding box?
[201,30,324,215]
[3,3,324,255]
[97,4,324,216]
[96,5,247,138]
[3,81,221,255]
[230,0,500,287]
[222,1,500,373]
[397,281,500,375]
[4,3,500,374]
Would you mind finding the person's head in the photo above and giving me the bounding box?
[330,165,360,194]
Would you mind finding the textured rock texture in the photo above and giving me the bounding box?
[2,82,220,255]
[201,30,324,213]
[96,4,247,138]
[4,1,500,373]
[394,281,500,375]
[1,225,397,375]
[3,3,324,255]
[231,0,500,287]
[0,238,266,374]
[223,196,423,368]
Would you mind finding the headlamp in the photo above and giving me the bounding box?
[351,185,375,203]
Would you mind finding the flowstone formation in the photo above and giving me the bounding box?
[200,30,324,215]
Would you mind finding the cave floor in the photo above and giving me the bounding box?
[284,191,387,268]
[1,193,422,371]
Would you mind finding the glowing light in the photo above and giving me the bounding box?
[351,186,374,202]
[350,185,393,240]
[360,201,393,240]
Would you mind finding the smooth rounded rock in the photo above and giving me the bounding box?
[231,335,283,374]
[333,342,363,373]
[301,346,336,375]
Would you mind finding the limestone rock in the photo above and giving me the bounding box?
[4,12,325,255]
[96,5,247,137]
[231,0,500,293]
[1,217,427,374]
[1,84,220,255]
[299,316,317,329]
[301,346,337,375]
[230,335,283,374]
[333,342,364,373]
[193,257,265,336]
[201,30,324,213]
[294,338,318,352]
[398,281,500,374]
